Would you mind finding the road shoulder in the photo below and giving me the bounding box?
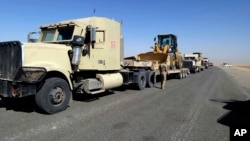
[218,66,250,96]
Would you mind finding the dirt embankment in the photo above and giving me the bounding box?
[235,66,250,72]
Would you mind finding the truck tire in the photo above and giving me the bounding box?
[176,55,183,69]
[35,77,71,114]
[178,72,183,79]
[169,53,175,70]
[135,71,146,90]
[146,71,155,88]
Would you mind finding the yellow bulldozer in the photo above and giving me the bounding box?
[136,34,183,69]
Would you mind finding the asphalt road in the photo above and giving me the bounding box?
[1,66,250,141]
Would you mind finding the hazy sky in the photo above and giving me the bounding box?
[0,0,249,65]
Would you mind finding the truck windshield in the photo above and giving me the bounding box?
[42,30,56,42]
[184,57,195,60]
[57,26,74,41]
[41,25,75,42]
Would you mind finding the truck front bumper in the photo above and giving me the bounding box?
[0,80,36,97]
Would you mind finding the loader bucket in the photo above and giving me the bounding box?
[137,52,168,63]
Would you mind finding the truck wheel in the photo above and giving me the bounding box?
[178,72,183,79]
[195,67,198,73]
[176,55,183,69]
[135,72,146,90]
[146,71,155,88]
[35,77,71,114]
[169,53,175,70]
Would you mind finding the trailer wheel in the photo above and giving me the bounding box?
[146,71,155,88]
[184,72,187,78]
[193,68,196,74]
[135,72,146,90]
[178,72,183,79]
[35,77,71,114]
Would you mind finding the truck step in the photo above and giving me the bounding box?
[88,89,105,94]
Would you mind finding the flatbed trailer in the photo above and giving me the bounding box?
[120,59,190,90]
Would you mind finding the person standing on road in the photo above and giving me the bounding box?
[159,63,167,89]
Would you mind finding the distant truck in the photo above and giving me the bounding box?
[193,52,205,71]
[183,54,202,73]
[203,57,209,69]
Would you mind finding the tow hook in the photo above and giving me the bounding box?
[11,85,20,97]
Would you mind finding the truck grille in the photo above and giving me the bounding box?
[0,41,22,81]
[183,60,193,69]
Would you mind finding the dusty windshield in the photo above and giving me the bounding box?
[41,25,75,42]
[184,57,195,60]
[57,26,74,41]
[42,30,56,42]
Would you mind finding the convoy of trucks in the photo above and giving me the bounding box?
[0,16,211,114]
[183,52,209,73]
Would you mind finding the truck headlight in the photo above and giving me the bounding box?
[15,67,46,83]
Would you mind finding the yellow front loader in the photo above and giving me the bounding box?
[136,34,183,69]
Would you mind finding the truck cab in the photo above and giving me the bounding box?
[0,17,124,114]
[183,54,201,73]
[203,57,209,69]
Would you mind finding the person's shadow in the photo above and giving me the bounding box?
[212,99,250,127]
[212,99,250,140]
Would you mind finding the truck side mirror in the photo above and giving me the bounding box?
[27,32,40,43]
[85,25,96,44]
[90,27,96,43]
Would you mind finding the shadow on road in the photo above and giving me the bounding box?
[0,96,38,113]
[211,99,250,127]
[73,90,115,102]
[0,90,116,113]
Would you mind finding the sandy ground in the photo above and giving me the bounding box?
[235,66,250,72]
[218,65,250,96]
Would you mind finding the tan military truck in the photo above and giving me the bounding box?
[183,53,202,73]
[203,57,209,69]
[0,17,155,114]
[193,52,205,71]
